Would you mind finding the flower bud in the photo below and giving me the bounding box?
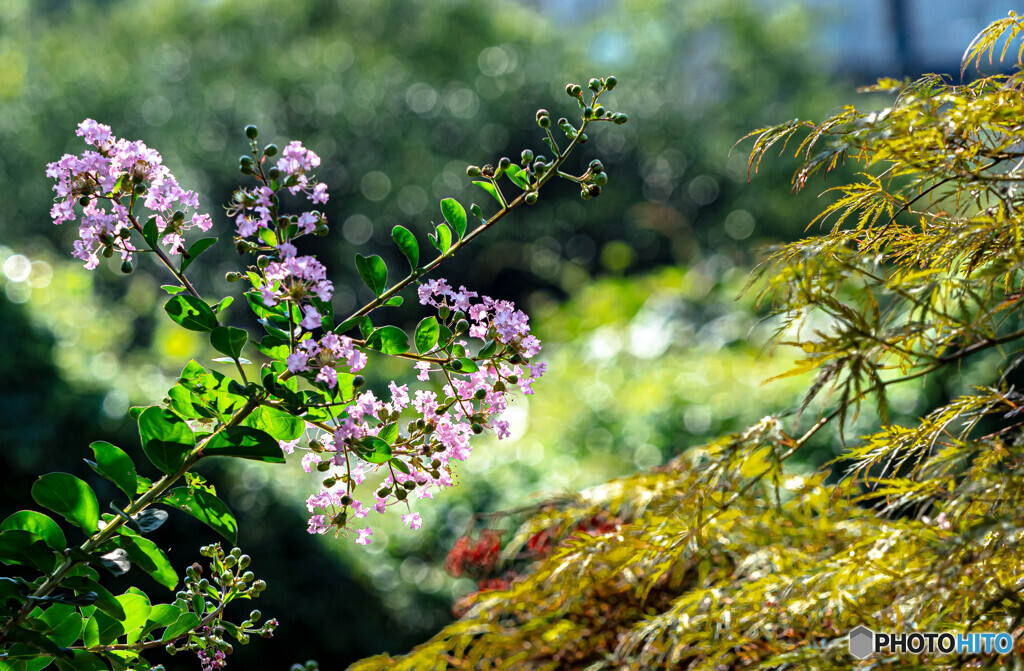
[395,488,407,500]
[166,644,177,655]
[537,114,551,129]
[377,487,390,498]
[507,374,519,384]
[493,380,506,392]
[431,459,442,469]
[565,83,576,96]
[474,388,486,400]
[520,149,534,165]
[268,167,281,181]
[588,78,601,92]
[588,185,601,197]
[323,476,337,488]
[314,223,329,236]
[525,192,539,205]
[245,125,259,140]
[225,271,242,282]
[535,108,549,121]
[438,305,451,320]
[242,571,255,582]
[589,159,604,173]
[402,480,416,490]
[466,165,482,178]
[353,375,365,388]
[592,172,608,186]
[102,245,114,258]
[78,196,90,207]
[316,461,331,472]
[309,439,323,451]
[471,423,483,434]
[604,75,617,90]
[583,107,594,120]
[578,133,588,144]
[613,113,629,125]
[340,495,352,505]
[498,157,511,171]
[455,319,469,333]
[257,255,270,269]
[263,143,279,157]
[451,359,463,371]
[250,609,262,623]
[172,209,185,223]
[120,260,133,274]
[594,106,606,117]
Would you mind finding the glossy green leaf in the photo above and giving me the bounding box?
[141,217,158,248]
[384,295,404,307]
[441,198,467,238]
[39,603,84,648]
[203,427,286,463]
[0,530,58,572]
[210,326,248,359]
[355,253,387,296]
[163,295,218,332]
[115,533,177,590]
[378,423,399,445]
[504,165,530,190]
[138,407,195,474]
[160,284,186,295]
[86,441,138,500]
[367,325,410,354]
[243,405,304,441]
[159,487,237,544]
[258,227,277,247]
[435,223,452,254]
[31,474,99,534]
[470,203,484,221]
[472,180,503,206]
[452,357,479,373]
[161,612,201,643]
[1,511,65,552]
[359,436,392,464]
[214,296,234,314]
[181,237,216,273]
[63,577,125,620]
[415,317,439,354]
[54,651,107,671]
[131,603,182,644]
[391,225,419,269]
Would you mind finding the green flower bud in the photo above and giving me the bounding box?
[120,259,133,274]
[451,359,463,371]
[241,571,255,582]
[225,271,242,282]
[395,488,407,500]
[521,149,534,165]
[250,609,262,622]
[377,487,390,498]
[314,223,329,236]
[466,165,482,177]
[268,167,281,181]
[245,125,259,140]
[565,83,576,96]
[353,375,365,388]
[605,75,617,90]
[613,113,629,125]
[172,209,185,223]
[403,480,416,490]
[493,380,506,392]
[583,107,594,120]
[78,195,90,207]
[507,374,519,384]
[592,172,608,186]
[589,159,604,173]
[263,143,279,157]
[538,115,551,129]
[474,388,487,400]
[455,319,469,333]
[439,305,451,319]
[525,192,539,205]
[498,156,511,171]
[239,155,254,168]
[166,644,177,655]
[323,476,337,488]
[535,108,549,121]
[578,133,589,144]
[257,255,270,269]
[340,494,352,505]
[572,84,584,97]
[589,78,601,92]
[431,458,442,468]
[509,353,523,364]
[594,105,606,117]
[471,423,483,434]
[102,245,114,258]
[316,461,331,472]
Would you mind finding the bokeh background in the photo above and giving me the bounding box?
[0,0,1018,667]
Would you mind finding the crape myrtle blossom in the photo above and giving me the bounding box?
[46,119,211,268]
[299,285,546,547]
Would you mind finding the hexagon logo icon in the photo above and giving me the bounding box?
[849,625,875,659]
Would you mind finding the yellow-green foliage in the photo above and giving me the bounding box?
[353,15,1024,669]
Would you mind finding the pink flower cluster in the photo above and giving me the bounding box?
[260,242,335,333]
[232,141,327,240]
[300,286,546,546]
[286,332,367,388]
[46,119,211,268]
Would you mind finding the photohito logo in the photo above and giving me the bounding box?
[848,625,1014,659]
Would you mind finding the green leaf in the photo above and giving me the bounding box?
[1,512,65,552]
[214,296,234,314]
[359,437,392,464]
[181,237,216,273]
[86,441,138,500]
[441,198,467,239]
[258,227,278,247]
[391,225,419,269]
[378,423,399,444]
[451,357,479,373]
[504,165,530,190]
[160,285,186,295]
[435,223,452,254]
[54,651,107,671]
[31,474,99,534]
[477,339,498,359]
[415,317,439,354]
[115,534,178,590]
[115,591,151,634]
[355,253,388,296]
[138,407,195,474]
[0,530,58,572]
[470,203,484,221]
[367,326,410,354]
[163,295,218,332]
[39,603,85,648]
[160,488,238,544]
[161,612,201,642]
[142,217,158,248]
[390,457,410,475]
[130,508,168,534]
[210,326,248,359]
[384,295,404,307]
[204,427,286,463]
[63,577,125,620]
[243,405,304,441]
[131,603,181,644]
[473,180,503,206]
